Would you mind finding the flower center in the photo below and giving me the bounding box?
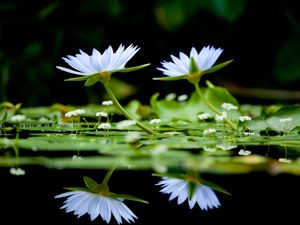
[186,175,200,184]
[187,71,202,84]
[96,71,112,83]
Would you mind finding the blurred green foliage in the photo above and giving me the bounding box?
[0,0,299,106]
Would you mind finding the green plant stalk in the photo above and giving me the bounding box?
[194,82,237,131]
[101,167,115,186]
[103,81,158,135]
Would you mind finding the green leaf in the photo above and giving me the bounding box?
[244,119,269,131]
[150,93,200,121]
[64,74,96,82]
[153,74,187,81]
[152,173,185,180]
[64,187,90,192]
[115,63,151,73]
[85,77,99,86]
[188,182,197,200]
[202,59,234,75]
[203,86,241,123]
[189,57,199,73]
[111,193,149,204]
[201,179,231,195]
[83,176,99,189]
[266,106,300,132]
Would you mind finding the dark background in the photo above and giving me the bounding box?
[1,0,300,106]
[1,0,300,224]
[0,168,299,225]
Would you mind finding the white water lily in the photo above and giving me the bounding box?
[157,177,221,210]
[56,44,140,76]
[157,46,223,77]
[55,190,137,224]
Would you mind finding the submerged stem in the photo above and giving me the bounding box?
[101,167,116,186]
[103,81,158,135]
[194,82,237,131]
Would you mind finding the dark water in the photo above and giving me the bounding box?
[1,167,299,225]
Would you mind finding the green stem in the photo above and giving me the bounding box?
[13,127,20,166]
[103,81,158,135]
[101,167,116,186]
[194,82,237,131]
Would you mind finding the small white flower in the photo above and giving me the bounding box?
[55,191,137,224]
[157,46,223,77]
[38,117,51,123]
[98,123,111,129]
[203,146,216,152]
[203,128,216,135]
[102,100,114,106]
[198,113,211,120]
[149,118,162,125]
[72,155,83,160]
[65,109,85,118]
[116,120,136,129]
[10,167,25,176]
[239,116,252,122]
[177,94,188,102]
[278,158,291,163]
[238,149,251,156]
[221,102,238,111]
[243,131,256,136]
[56,44,140,76]
[125,132,141,143]
[215,112,227,122]
[10,115,26,122]
[165,93,177,101]
[157,177,220,210]
[279,117,292,123]
[96,112,108,117]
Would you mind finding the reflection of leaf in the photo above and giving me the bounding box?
[275,32,300,83]
[84,176,99,189]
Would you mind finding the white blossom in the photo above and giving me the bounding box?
[203,128,216,135]
[239,116,252,122]
[102,100,114,106]
[165,93,177,101]
[215,112,227,122]
[98,123,111,129]
[198,113,211,120]
[157,177,220,210]
[238,149,251,156]
[157,46,223,77]
[10,167,25,176]
[56,44,140,76]
[96,112,108,117]
[278,158,291,163]
[177,94,188,102]
[10,115,26,122]
[221,102,238,111]
[65,109,85,118]
[149,118,162,125]
[55,191,137,224]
